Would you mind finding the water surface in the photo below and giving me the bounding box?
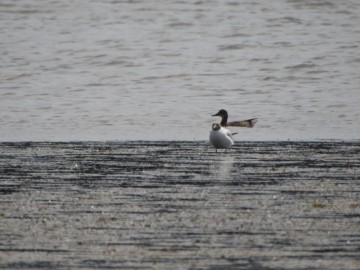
[1,0,360,140]
[0,141,359,269]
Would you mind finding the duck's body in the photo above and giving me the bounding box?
[212,109,257,128]
[209,123,235,151]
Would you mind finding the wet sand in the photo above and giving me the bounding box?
[0,141,359,269]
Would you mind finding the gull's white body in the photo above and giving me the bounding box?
[209,123,234,150]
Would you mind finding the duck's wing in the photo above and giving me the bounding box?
[226,118,258,128]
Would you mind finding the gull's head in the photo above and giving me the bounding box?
[212,123,221,131]
[212,109,228,118]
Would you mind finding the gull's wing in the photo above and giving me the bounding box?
[225,129,235,140]
[226,118,258,128]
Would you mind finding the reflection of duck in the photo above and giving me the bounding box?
[212,109,257,128]
[209,123,237,152]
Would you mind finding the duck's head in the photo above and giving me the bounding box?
[212,123,221,130]
[212,109,228,118]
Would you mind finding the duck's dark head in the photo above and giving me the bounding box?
[212,109,228,126]
[212,123,221,130]
[212,109,228,118]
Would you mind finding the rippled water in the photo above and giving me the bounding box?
[1,0,360,141]
[1,141,359,269]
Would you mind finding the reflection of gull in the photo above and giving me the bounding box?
[217,155,235,180]
[209,123,236,152]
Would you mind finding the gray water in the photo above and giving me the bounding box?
[1,0,360,141]
[0,141,359,269]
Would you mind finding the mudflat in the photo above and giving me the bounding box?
[0,141,359,269]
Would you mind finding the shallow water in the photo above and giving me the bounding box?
[0,141,359,269]
[1,0,360,141]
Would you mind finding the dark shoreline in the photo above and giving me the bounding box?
[0,141,359,269]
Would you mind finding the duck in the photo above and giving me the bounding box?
[209,123,237,152]
[212,109,257,128]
